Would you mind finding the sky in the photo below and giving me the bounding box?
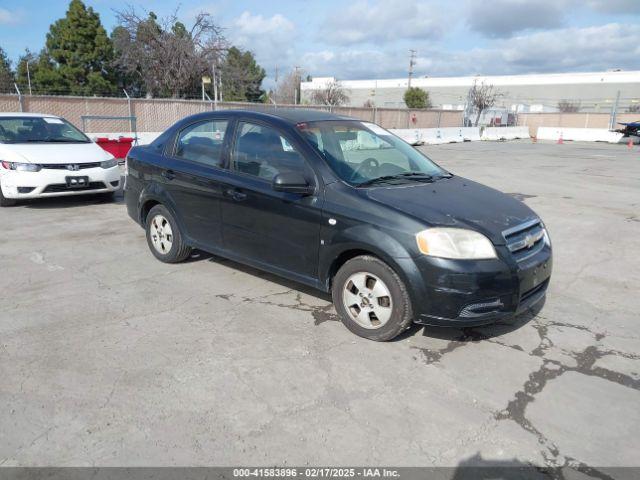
[0,0,639,87]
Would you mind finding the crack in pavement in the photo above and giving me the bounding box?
[215,288,635,476]
[214,291,340,326]
[411,314,636,478]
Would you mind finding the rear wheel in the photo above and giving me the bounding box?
[145,204,192,263]
[0,186,17,207]
[332,255,413,341]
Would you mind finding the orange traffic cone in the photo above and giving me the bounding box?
[557,133,563,145]
[628,139,634,149]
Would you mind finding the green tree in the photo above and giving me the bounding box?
[220,47,266,102]
[403,87,431,109]
[36,0,116,95]
[0,47,14,93]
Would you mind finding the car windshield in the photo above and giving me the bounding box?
[0,116,90,144]
[297,120,448,186]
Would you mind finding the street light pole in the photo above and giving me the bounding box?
[408,50,416,88]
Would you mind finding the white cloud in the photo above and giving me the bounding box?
[466,0,566,38]
[585,0,639,15]
[321,0,445,45]
[0,7,22,25]
[233,11,295,42]
[301,23,640,80]
[466,0,640,39]
[229,11,296,71]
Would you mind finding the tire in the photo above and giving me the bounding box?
[332,255,413,341]
[0,185,17,207]
[145,204,192,263]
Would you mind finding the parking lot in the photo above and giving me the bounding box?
[1,140,638,472]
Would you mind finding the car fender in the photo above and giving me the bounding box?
[137,182,186,235]
[319,224,424,293]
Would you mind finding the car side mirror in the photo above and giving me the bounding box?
[272,172,314,196]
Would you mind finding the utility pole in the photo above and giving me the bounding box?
[408,49,417,88]
[293,66,302,105]
[26,61,32,95]
[212,62,218,108]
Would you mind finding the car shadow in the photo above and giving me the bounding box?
[411,298,544,342]
[19,192,124,209]
[190,249,541,341]
[449,452,556,479]
[197,250,333,303]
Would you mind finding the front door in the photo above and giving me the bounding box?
[220,120,322,282]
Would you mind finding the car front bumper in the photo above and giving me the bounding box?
[399,244,552,327]
[0,166,121,199]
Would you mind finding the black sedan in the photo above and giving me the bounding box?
[124,109,552,341]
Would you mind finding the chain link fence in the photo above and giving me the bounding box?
[2,93,634,135]
[0,93,464,133]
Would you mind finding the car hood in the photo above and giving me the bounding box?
[0,142,113,164]
[364,176,538,245]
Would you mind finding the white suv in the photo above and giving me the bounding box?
[0,113,121,206]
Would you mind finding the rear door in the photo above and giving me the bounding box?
[220,120,323,282]
[161,118,231,249]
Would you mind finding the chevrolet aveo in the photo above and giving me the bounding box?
[0,113,120,206]
[125,110,552,341]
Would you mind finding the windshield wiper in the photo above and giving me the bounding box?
[357,172,434,187]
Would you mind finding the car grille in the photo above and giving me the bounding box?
[43,182,107,193]
[41,163,101,170]
[503,219,546,262]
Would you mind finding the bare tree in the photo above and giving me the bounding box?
[310,80,350,106]
[557,99,581,113]
[468,80,503,126]
[272,69,301,104]
[113,7,227,98]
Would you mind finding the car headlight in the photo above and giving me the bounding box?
[416,228,497,259]
[100,159,118,169]
[0,161,41,172]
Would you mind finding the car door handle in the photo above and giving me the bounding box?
[225,188,247,201]
[161,170,175,181]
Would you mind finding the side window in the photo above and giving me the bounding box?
[174,120,228,167]
[232,122,312,181]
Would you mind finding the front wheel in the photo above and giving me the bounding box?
[332,255,413,341]
[145,204,192,263]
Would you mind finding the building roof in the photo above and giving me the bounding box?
[302,71,640,91]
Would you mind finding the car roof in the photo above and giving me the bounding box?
[183,108,354,126]
[253,108,353,124]
[0,112,61,119]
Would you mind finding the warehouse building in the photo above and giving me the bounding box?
[300,71,640,113]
